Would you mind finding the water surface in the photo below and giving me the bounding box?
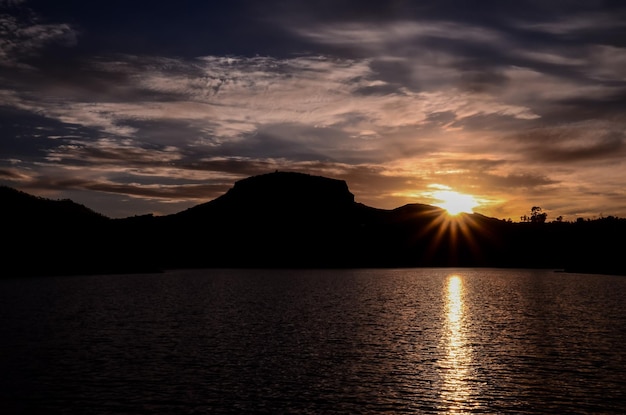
[1,268,625,414]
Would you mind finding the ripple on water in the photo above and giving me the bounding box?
[0,268,625,414]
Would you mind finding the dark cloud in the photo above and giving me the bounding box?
[15,172,234,211]
[457,70,510,94]
[354,83,405,96]
[22,0,303,58]
[0,4,76,66]
[200,123,376,164]
[0,107,97,159]
[435,158,508,172]
[368,59,415,90]
[181,158,280,178]
[527,133,625,163]
[45,140,178,167]
[508,127,626,164]
[84,181,231,201]
[1,55,198,106]
[487,173,558,190]
[548,92,626,123]
[122,119,208,148]
[0,167,25,179]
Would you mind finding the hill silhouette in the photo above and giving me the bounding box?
[0,186,106,222]
[1,186,155,276]
[2,172,625,276]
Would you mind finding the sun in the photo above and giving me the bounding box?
[432,190,478,215]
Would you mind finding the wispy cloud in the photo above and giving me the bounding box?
[7,54,541,141]
[0,3,77,67]
[516,11,626,35]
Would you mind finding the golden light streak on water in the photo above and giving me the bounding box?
[440,274,473,412]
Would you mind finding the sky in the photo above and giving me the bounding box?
[1,0,625,220]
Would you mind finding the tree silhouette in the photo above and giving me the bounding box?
[530,206,547,223]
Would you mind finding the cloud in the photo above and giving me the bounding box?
[81,181,232,201]
[0,167,29,179]
[45,137,182,165]
[510,122,626,164]
[516,11,626,36]
[293,20,502,51]
[291,16,626,99]
[0,4,77,67]
[485,172,558,190]
[3,53,541,162]
[587,45,626,82]
[2,0,626,220]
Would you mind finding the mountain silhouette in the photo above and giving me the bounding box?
[3,172,625,276]
[1,186,155,276]
[0,186,106,223]
[160,172,379,268]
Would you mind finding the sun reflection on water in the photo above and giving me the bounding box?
[440,274,472,412]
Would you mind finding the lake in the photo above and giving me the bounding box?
[1,268,625,414]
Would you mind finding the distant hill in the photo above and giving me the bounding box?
[0,186,106,223]
[2,172,625,276]
[1,186,154,276]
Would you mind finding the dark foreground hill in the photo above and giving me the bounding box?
[2,172,625,276]
[1,186,158,276]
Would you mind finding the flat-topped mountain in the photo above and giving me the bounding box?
[175,172,358,221]
[218,171,355,208]
[3,172,625,276]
